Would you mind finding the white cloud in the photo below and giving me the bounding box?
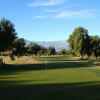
[29,0,96,20]
[28,0,64,7]
[32,9,96,20]
[43,3,81,13]
[54,9,95,19]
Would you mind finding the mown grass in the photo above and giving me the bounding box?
[0,56,100,100]
[35,55,80,61]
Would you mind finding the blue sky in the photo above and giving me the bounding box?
[0,0,100,41]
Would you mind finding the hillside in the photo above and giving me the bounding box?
[26,40,68,51]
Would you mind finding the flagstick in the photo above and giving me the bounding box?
[46,60,47,71]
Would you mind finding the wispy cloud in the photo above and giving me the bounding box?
[42,3,81,13]
[54,9,95,19]
[28,0,64,7]
[28,0,96,20]
[32,9,95,20]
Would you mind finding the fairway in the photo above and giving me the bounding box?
[0,56,100,100]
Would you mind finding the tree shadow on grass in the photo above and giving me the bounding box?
[0,80,100,100]
[0,61,93,73]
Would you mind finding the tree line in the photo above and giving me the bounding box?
[0,18,68,61]
[1,18,99,62]
[68,26,100,59]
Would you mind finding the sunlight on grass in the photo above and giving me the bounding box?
[0,56,100,100]
[0,67,99,86]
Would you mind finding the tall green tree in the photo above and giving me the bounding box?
[90,36,100,59]
[27,43,42,57]
[13,38,26,58]
[37,47,47,56]
[27,43,35,56]
[47,46,56,55]
[59,49,66,56]
[80,33,91,58]
[68,26,90,58]
[0,18,17,52]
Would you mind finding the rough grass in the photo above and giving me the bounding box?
[0,56,100,100]
[2,56,37,64]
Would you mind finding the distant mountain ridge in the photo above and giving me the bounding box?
[26,40,68,51]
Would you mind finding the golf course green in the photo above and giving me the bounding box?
[0,56,100,100]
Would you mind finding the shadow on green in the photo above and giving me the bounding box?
[0,80,100,100]
[0,61,92,73]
